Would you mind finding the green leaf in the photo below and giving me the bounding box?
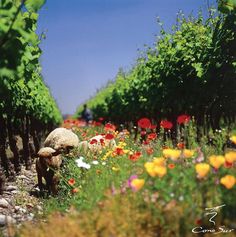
[25,0,46,12]
[218,0,236,14]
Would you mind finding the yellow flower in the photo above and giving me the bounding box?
[183,149,195,158]
[117,142,127,148]
[102,150,113,160]
[209,155,225,169]
[123,149,130,154]
[230,135,236,145]
[112,166,120,172]
[163,149,181,160]
[195,163,210,178]
[220,175,235,189]
[130,178,145,191]
[144,162,156,177]
[225,151,236,163]
[144,161,167,178]
[153,157,166,166]
[153,166,167,178]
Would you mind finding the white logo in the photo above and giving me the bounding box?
[192,204,235,235]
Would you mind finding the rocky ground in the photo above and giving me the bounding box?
[0,165,43,237]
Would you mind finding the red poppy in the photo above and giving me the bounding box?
[177,114,190,124]
[168,163,175,169]
[115,148,124,156]
[82,132,87,137]
[71,188,79,194]
[137,118,151,129]
[94,121,102,126]
[146,147,154,155]
[142,140,150,145]
[147,133,157,140]
[224,161,233,168]
[104,123,116,131]
[105,133,114,140]
[100,139,105,146]
[68,178,75,186]
[150,124,157,130]
[90,139,98,145]
[160,120,173,129]
[140,130,147,136]
[177,142,185,149]
[129,151,142,161]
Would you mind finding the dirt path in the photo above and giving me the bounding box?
[0,164,43,237]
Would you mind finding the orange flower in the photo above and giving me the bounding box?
[209,155,225,169]
[153,166,167,178]
[147,133,157,140]
[163,149,181,160]
[177,142,185,149]
[130,179,145,191]
[144,162,156,177]
[68,178,75,186]
[225,151,236,163]
[195,163,210,178]
[168,163,175,169]
[220,175,235,189]
[183,149,195,158]
[146,147,154,155]
[230,135,236,145]
[144,159,167,178]
[114,147,124,156]
[96,169,102,175]
[71,188,79,193]
[153,157,166,166]
[129,151,142,161]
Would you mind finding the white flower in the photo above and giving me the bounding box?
[91,160,99,165]
[102,162,106,165]
[75,157,91,169]
[179,196,184,201]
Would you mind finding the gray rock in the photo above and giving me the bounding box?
[14,206,26,214]
[17,175,30,180]
[44,128,79,152]
[0,198,9,208]
[14,206,20,212]
[0,215,16,226]
[36,205,43,211]
[2,191,12,195]
[5,185,18,191]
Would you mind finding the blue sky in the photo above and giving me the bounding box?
[38,0,215,115]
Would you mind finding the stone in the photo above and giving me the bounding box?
[17,175,30,180]
[14,206,20,212]
[44,128,79,152]
[5,185,18,191]
[0,215,16,226]
[0,198,9,208]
